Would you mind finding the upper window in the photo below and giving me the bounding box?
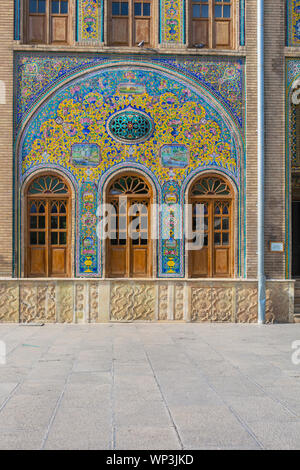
[26,0,70,44]
[109,0,153,46]
[190,0,233,49]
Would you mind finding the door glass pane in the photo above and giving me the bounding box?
[223,5,231,18]
[222,232,229,245]
[30,203,37,214]
[215,5,222,17]
[60,216,67,229]
[38,232,45,245]
[61,0,68,14]
[51,232,58,245]
[134,2,142,15]
[201,4,208,17]
[38,216,45,229]
[143,3,150,16]
[121,2,128,15]
[51,216,58,229]
[59,232,67,245]
[29,0,37,13]
[51,0,60,13]
[30,216,37,228]
[222,218,229,230]
[51,204,58,213]
[192,4,200,18]
[30,232,37,245]
[60,203,66,213]
[38,0,46,13]
[214,232,221,245]
[112,2,120,15]
[214,217,221,229]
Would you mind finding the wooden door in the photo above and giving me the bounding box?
[129,199,150,277]
[107,196,151,277]
[49,199,68,276]
[212,200,231,277]
[106,174,152,278]
[188,176,233,278]
[27,199,47,277]
[26,175,70,278]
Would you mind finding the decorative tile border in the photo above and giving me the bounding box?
[287,0,300,46]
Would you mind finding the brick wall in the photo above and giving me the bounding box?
[0,1,14,276]
[264,0,286,279]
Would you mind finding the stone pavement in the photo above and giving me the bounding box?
[0,323,300,450]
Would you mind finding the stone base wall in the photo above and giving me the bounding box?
[0,279,295,324]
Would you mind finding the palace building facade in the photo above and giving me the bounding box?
[0,0,298,323]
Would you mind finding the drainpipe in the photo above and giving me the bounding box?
[257,0,266,323]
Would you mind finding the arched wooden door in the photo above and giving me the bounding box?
[25,174,71,277]
[106,174,152,278]
[188,175,234,278]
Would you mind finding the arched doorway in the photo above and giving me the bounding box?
[25,174,71,277]
[106,173,152,278]
[188,174,234,278]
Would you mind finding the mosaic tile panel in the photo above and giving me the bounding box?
[160,0,185,45]
[77,0,103,43]
[15,54,244,129]
[288,0,300,46]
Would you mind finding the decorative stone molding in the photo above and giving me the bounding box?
[0,279,295,324]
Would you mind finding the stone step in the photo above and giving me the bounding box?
[294,315,300,323]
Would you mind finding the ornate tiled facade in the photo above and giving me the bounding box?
[16,54,244,277]
[0,1,295,324]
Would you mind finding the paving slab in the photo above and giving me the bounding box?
[0,323,300,449]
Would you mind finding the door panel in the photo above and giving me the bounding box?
[132,248,147,276]
[50,248,66,275]
[214,248,229,276]
[190,248,209,277]
[112,18,129,45]
[109,247,127,277]
[28,248,47,276]
[192,20,208,47]
[215,20,231,48]
[28,16,46,43]
[51,16,68,43]
[134,18,150,44]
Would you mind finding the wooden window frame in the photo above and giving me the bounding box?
[188,0,235,49]
[107,0,154,47]
[24,0,72,45]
